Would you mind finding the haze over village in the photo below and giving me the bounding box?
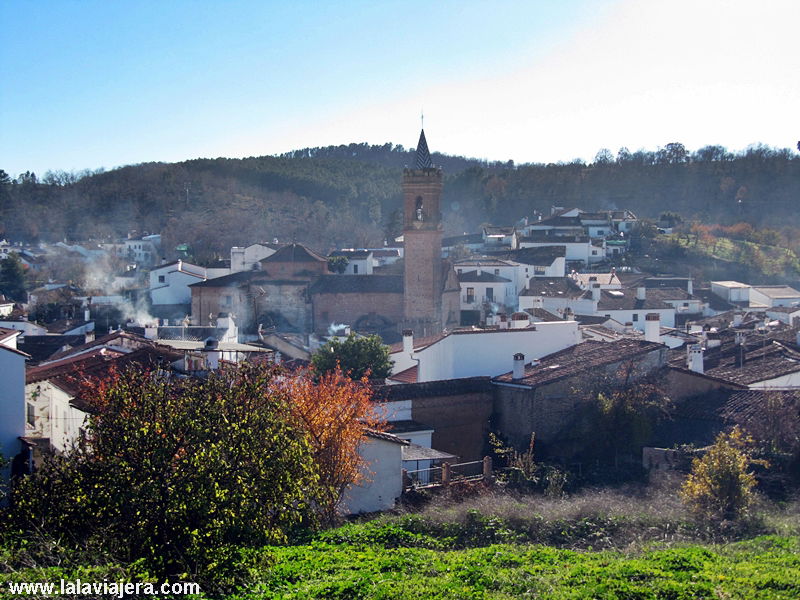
[1,1,799,598]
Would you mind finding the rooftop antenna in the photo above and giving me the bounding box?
[421,109,424,130]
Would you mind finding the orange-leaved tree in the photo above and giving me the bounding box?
[279,367,386,521]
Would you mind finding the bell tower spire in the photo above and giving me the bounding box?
[402,127,444,336]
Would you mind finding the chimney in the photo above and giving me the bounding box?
[499,314,509,329]
[637,287,646,301]
[687,278,693,295]
[591,283,601,301]
[687,344,704,374]
[733,311,743,327]
[84,308,91,322]
[512,353,525,380]
[402,329,413,354]
[144,324,158,340]
[735,331,746,346]
[644,313,660,343]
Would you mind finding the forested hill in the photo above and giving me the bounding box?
[1,142,798,262]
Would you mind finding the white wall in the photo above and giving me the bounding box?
[231,244,276,273]
[0,320,47,336]
[518,240,592,264]
[602,308,676,331]
[459,280,516,311]
[0,347,26,481]
[25,381,87,452]
[392,321,581,382]
[748,372,800,389]
[151,270,205,305]
[340,437,404,514]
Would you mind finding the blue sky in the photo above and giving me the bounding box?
[1,0,798,177]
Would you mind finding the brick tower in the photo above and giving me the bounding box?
[402,129,444,337]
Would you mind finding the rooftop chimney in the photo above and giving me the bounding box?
[687,344,704,374]
[687,278,693,295]
[402,329,413,354]
[644,312,660,343]
[592,283,601,301]
[512,353,525,380]
[733,311,743,327]
[637,287,646,301]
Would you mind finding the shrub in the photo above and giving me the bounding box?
[681,427,765,522]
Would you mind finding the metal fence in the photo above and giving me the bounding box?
[403,457,492,490]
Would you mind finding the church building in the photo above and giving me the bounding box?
[310,129,459,340]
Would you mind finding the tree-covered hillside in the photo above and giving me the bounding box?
[1,142,798,263]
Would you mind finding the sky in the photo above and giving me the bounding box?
[1,0,798,177]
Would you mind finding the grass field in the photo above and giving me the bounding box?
[3,486,799,599]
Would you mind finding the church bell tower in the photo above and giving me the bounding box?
[402,129,444,336]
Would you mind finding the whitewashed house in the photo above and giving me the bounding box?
[149,260,208,306]
[339,429,408,515]
[230,243,278,273]
[388,319,581,384]
[329,250,374,275]
[0,337,28,484]
[457,269,517,312]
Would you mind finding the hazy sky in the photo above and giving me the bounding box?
[1,0,798,177]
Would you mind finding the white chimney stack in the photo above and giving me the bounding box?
[644,313,660,343]
[687,278,693,295]
[733,311,743,327]
[637,287,646,301]
[144,324,158,340]
[687,344,704,374]
[591,283,601,301]
[512,352,525,380]
[84,308,91,322]
[402,329,414,354]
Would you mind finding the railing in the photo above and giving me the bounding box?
[403,457,493,491]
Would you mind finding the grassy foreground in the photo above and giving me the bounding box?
[246,536,799,599]
[2,485,799,599]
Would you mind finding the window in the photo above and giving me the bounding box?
[224,295,232,305]
[683,302,689,307]
[494,269,500,276]
[632,313,639,321]
[353,264,358,274]
[486,287,494,301]
[27,403,35,427]
[457,269,462,274]
[466,287,475,303]
[591,250,598,256]
[158,275,165,283]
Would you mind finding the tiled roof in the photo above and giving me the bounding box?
[262,243,327,264]
[457,270,512,283]
[388,364,418,384]
[45,319,92,334]
[373,376,493,401]
[309,275,403,295]
[752,285,800,299]
[0,327,21,343]
[525,308,563,322]
[483,226,515,236]
[531,215,583,227]
[486,246,566,265]
[596,289,672,310]
[387,419,433,433]
[672,389,800,423]
[519,233,590,244]
[521,278,585,298]
[189,271,253,288]
[364,428,409,445]
[442,233,483,247]
[493,339,665,387]
[455,258,516,268]
[330,250,372,260]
